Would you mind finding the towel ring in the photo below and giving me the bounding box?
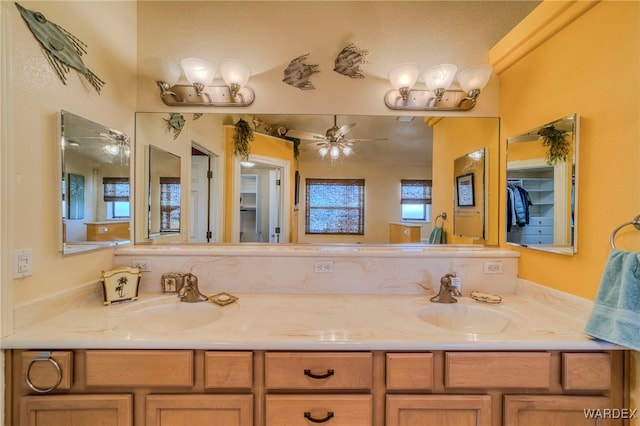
[609,214,640,249]
[434,212,447,227]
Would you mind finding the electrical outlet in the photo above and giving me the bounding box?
[13,249,33,278]
[132,259,152,272]
[314,260,334,273]
[483,261,503,274]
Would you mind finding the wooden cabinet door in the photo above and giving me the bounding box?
[504,395,612,426]
[20,394,132,426]
[146,394,253,426]
[386,395,491,426]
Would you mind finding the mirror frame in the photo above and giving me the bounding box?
[59,110,132,255]
[505,113,579,255]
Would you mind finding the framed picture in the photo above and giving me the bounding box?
[67,173,84,219]
[456,173,475,207]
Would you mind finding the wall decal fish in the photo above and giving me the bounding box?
[334,43,369,79]
[282,54,320,90]
[15,2,105,94]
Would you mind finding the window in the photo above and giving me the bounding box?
[103,177,130,219]
[160,177,181,231]
[401,179,432,221]
[305,178,365,235]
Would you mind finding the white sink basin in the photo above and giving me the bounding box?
[125,301,222,333]
[417,303,515,334]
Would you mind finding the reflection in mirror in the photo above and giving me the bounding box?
[238,160,284,243]
[453,148,486,239]
[147,145,181,238]
[60,111,131,254]
[135,113,500,245]
[506,114,579,255]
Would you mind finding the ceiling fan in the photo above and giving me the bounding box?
[284,115,385,160]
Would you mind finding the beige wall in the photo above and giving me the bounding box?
[2,2,137,311]
[135,1,511,116]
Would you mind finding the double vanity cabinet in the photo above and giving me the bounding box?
[5,348,625,426]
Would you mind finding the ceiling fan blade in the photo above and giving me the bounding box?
[284,129,325,141]
[345,137,388,143]
[336,123,356,138]
[300,140,328,151]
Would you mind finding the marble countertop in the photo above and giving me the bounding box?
[1,290,618,351]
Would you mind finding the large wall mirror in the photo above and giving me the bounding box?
[506,114,579,255]
[60,110,131,254]
[135,113,499,246]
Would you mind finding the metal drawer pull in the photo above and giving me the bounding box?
[304,411,334,423]
[25,351,62,393]
[304,368,334,379]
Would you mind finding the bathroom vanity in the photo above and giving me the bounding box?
[1,246,629,426]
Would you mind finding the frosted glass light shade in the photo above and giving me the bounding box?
[423,64,458,92]
[456,65,493,93]
[388,63,420,90]
[219,60,251,87]
[329,146,340,160]
[146,57,181,87]
[181,58,215,86]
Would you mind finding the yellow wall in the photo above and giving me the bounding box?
[494,1,640,300]
[431,117,500,245]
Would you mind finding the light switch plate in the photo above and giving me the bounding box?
[13,248,33,278]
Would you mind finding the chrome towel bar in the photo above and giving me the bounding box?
[610,214,640,249]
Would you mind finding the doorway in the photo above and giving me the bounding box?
[233,155,290,243]
[190,145,220,243]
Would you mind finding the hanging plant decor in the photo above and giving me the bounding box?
[234,118,254,160]
[163,113,185,140]
[538,125,569,165]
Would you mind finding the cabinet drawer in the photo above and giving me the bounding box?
[146,394,253,426]
[562,353,611,391]
[386,353,433,390]
[529,216,554,226]
[265,395,372,426]
[445,352,551,389]
[85,350,193,387]
[204,351,253,389]
[387,395,491,426]
[521,235,555,244]
[20,394,132,426]
[265,352,372,390]
[520,226,553,235]
[21,351,73,392]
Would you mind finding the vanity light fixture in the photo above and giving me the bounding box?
[384,63,492,111]
[147,57,255,107]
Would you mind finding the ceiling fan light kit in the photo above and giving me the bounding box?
[285,115,386,161]
[385,64,492,111]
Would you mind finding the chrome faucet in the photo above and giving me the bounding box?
[177,273,208,303]
[430,273,461,303]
